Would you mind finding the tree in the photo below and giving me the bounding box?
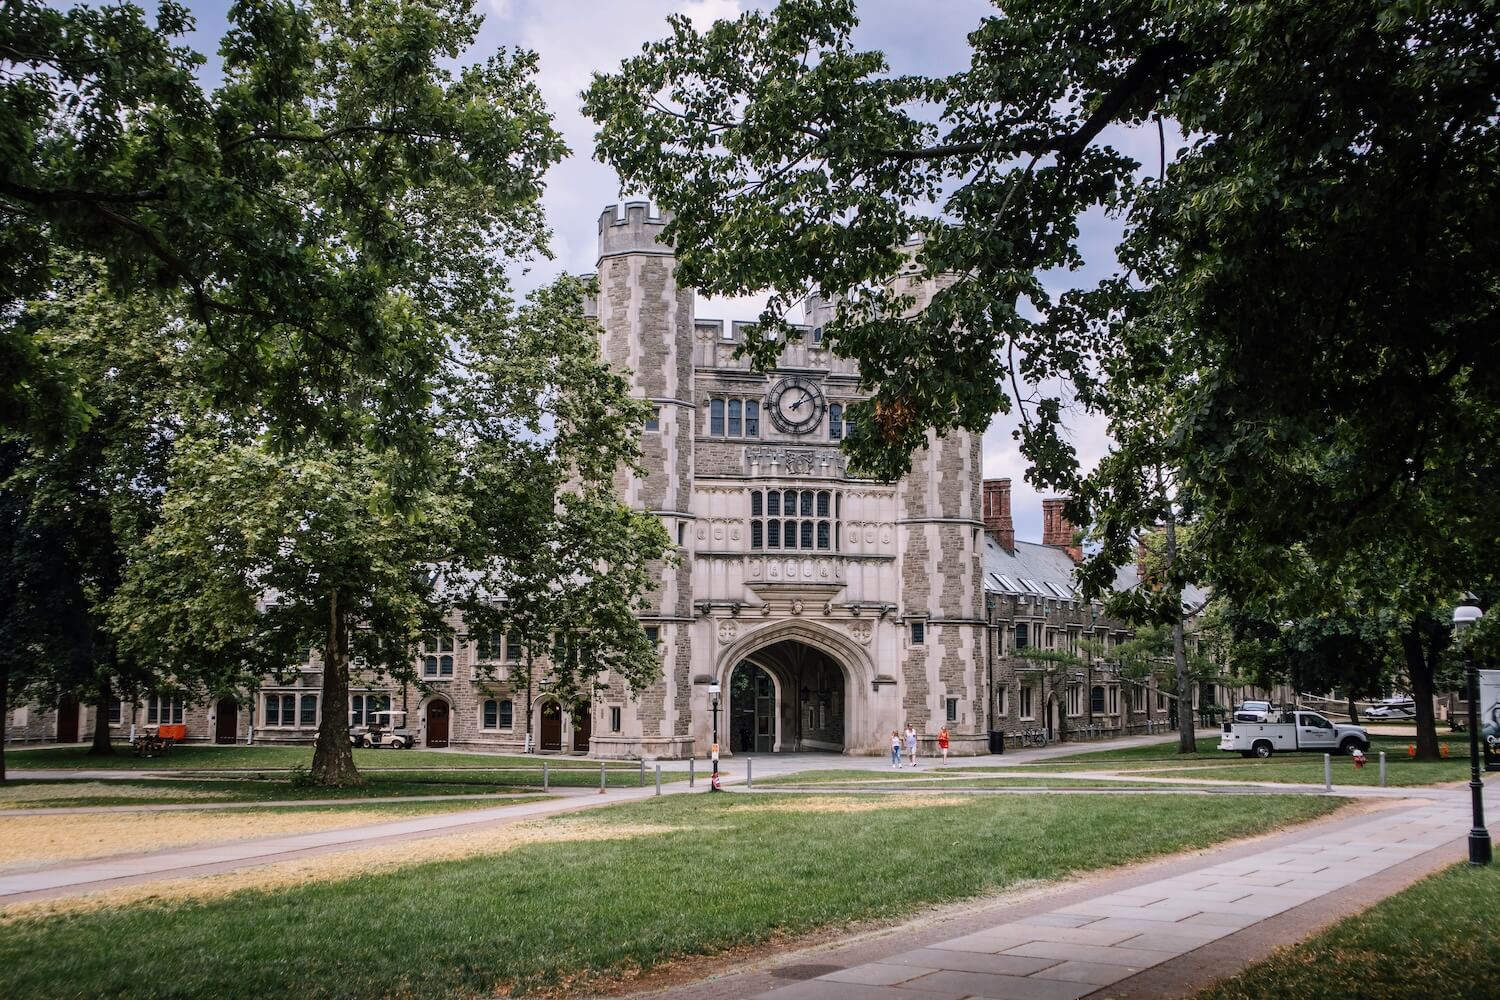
[3,0,565,449]
[585,0,1500,708]
[109,278,671,785]
[0,261,185,777]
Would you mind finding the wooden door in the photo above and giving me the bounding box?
[426,700,450,747]
[571,702,592,753]
[56,698,79,743]
[540,702,562,751]
[215,698,238,744]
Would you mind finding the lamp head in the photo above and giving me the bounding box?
[1453,599,1484,632]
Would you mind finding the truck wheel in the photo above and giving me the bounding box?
[1340,737,1366,756]
[1252,741,1274,759]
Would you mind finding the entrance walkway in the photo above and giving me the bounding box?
[642,791,1475,999]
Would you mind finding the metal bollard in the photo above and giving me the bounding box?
[689,757,695,787]
[747,758,753,790]
[1379,751,1387,788]
[599,761,607,794]
[655,764,662,796]
[1323,753,1332,791]
[543,762,549,791]
[640,759,646,787]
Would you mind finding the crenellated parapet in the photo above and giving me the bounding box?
[598,201,674,260]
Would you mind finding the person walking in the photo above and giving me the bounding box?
[890,730,903,768]
[904,724,918,768]
[938,725,950,762]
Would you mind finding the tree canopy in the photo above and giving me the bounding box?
[586,0,1500,637]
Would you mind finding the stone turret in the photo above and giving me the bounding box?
[594,201,695,759]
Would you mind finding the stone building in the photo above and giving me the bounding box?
[980,478,1273,745]
[584,202,988,758]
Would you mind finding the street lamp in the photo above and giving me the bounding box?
[708,683,722,792]
[1452,600,1491,866]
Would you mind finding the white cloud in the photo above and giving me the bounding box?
[676,0,741,31]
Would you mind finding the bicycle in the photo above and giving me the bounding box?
[1018,727,1049,748]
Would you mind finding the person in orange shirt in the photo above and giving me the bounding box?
[937,726,951,762]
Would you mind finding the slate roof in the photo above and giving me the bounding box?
[982,533,1209,614]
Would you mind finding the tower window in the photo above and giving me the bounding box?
[644,406,660,432]
[911,621,925,645]
[708,396,762,439]
[748,488,839,551]
[829,403,843,441]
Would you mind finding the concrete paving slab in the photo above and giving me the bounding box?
[903,969,1094,1000]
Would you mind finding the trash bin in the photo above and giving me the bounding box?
[988,731,1005,754]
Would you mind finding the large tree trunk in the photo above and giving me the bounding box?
[1162,501,1196,754]
[1,664,8,782]
[310,590,362,786]
[88,673,114,756]
[1346,693,1360,725]
[1401,623,1441,762]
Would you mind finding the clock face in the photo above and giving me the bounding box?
[768,375,826,434]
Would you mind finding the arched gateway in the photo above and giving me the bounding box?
[715,622,875,755]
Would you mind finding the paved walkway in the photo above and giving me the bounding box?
[649,792,1474,1000]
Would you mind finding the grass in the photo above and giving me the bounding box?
[755,769,1202,789]
[5,744,636,771]
[0,764,688,808]
[0,792,1342,999]
[0,776,553,808]
[1030,735,1474,786]
[1195,862,1500,1000]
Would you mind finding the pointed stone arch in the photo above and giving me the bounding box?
[715,620,876,753]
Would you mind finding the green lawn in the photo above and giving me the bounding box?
[1196,862,1500,1000]
[0,776,554,808]
[5,744,631,771]
[1029,735,1474,786]
[0,792,1342,999]
[0,764,690,808]
[755,769,1204,789]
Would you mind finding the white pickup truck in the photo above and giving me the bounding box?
[1219,711,1370,758]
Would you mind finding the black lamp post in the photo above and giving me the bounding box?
[708,683,721,791]
[1453,601,1492,866]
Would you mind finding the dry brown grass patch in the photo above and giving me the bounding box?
[0,820,692,924]
[0,806,473,871]
[722,794,972,814]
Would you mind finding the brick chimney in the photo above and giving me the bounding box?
[1042,497,1083,564]
[982,478,1015,552]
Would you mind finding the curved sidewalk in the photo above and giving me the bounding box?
[641,789,1480,1000]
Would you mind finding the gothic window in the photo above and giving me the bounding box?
[644,406,660,432]
[709,396,761,438]
[748,489,840,551]
[829,403,843,440]
[1090,685,1106,714]
[422,635,455,677]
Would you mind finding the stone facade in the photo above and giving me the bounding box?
[587,203,987,758]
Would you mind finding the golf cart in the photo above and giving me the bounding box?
[358,710,413,749]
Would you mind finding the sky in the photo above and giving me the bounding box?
[174,0,1134,543]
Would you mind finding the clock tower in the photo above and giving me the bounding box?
[589,203,987,759]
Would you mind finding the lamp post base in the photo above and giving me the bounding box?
[1469,824,1492,867]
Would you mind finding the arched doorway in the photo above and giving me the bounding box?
[539,701,563,751]
[728,640,845,753]
[425,699,450,748]
[215,698,238,744]
[571,701,592,753]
